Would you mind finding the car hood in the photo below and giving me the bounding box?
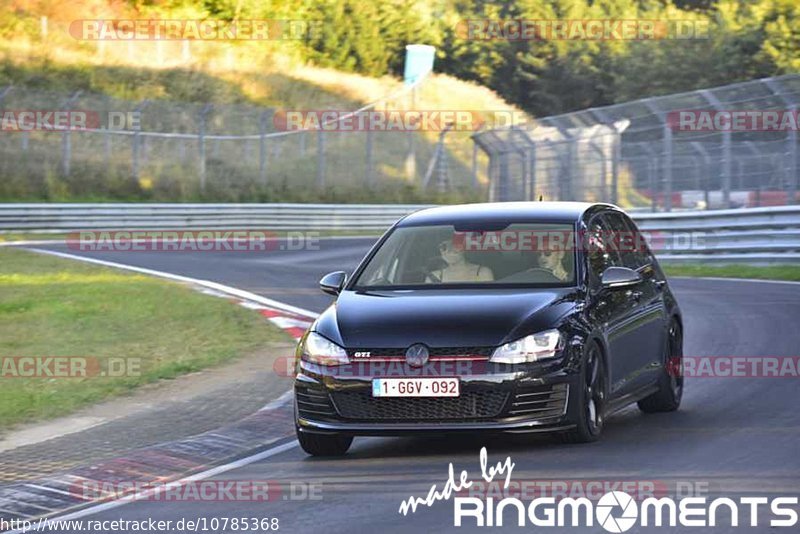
[313,288,579,349]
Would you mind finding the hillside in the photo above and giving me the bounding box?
[0,2,528,203]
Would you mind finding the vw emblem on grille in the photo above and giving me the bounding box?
[405,344,429,368]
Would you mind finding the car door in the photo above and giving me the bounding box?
[585,214,640,398]
[604,211,668,391]
[618,212,670,386]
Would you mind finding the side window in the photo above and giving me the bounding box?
[604,212,641,270]
[610,212,659,270]
[624,215,658,269]
[586,215,621,286]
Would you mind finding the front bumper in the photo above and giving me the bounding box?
[294,359,580,436]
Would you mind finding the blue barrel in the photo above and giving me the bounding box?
[403,44,436,86]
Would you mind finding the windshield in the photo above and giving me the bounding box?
[353,223,577,289]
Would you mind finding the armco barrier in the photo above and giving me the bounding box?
[1,203,799,263]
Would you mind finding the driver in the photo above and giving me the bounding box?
[529,247,569,281]
[428,239,494,283]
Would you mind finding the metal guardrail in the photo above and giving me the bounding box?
[633,205,800,262]
[0,203,429,231]
[1,203,799,263]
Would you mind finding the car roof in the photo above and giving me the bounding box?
[397,201,619,227]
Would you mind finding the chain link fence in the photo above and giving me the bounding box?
[4,75,799,209]
[0,80,483,202]
[473,75,800,211]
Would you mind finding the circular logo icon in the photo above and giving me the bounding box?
[596,491,638,533]
[405,344,429,368]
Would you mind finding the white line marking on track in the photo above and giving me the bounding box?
[22,484,83,499]
[0,240,61,247]
[237,300,269,310]
[0,235,379,248]
[25,248,319,319]
[268,316,314,330]
[672,275,800,286]
[259,389,294,412]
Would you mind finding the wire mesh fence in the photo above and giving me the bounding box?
[0,81,482,202]
[3,75,798,209]
[473,75,800,211]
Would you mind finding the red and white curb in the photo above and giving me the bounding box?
[234,299,313,340]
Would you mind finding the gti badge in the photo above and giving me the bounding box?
[405,343,429,368]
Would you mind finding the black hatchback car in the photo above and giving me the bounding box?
[294,202,683,455]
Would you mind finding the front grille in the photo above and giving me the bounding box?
[330,390,509,421]
[346,346,494,359]
[507,383,569,419]
[296,384,337,418]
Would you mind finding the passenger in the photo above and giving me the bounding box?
[428,239,494,282]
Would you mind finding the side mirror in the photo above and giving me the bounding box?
[319,271,347,296]
[601,266,641,290]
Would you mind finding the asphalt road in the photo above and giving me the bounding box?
[24,240,800,533]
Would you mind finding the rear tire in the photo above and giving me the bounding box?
[296,429,353,456]
[560,342,606,444]
[638,319,683,413]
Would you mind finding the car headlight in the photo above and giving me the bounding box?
[490,329,565,364]
[301,331,350,366]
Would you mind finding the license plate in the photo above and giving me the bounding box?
[372,377,460,398]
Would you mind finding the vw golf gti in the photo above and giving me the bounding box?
[293,202,684,455]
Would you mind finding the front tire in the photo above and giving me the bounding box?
[296,429,353,456]
[561,342,606,444]
[638,319,683,413]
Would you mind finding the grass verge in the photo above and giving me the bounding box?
[663,264,800,282]
[0,247,290,428]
